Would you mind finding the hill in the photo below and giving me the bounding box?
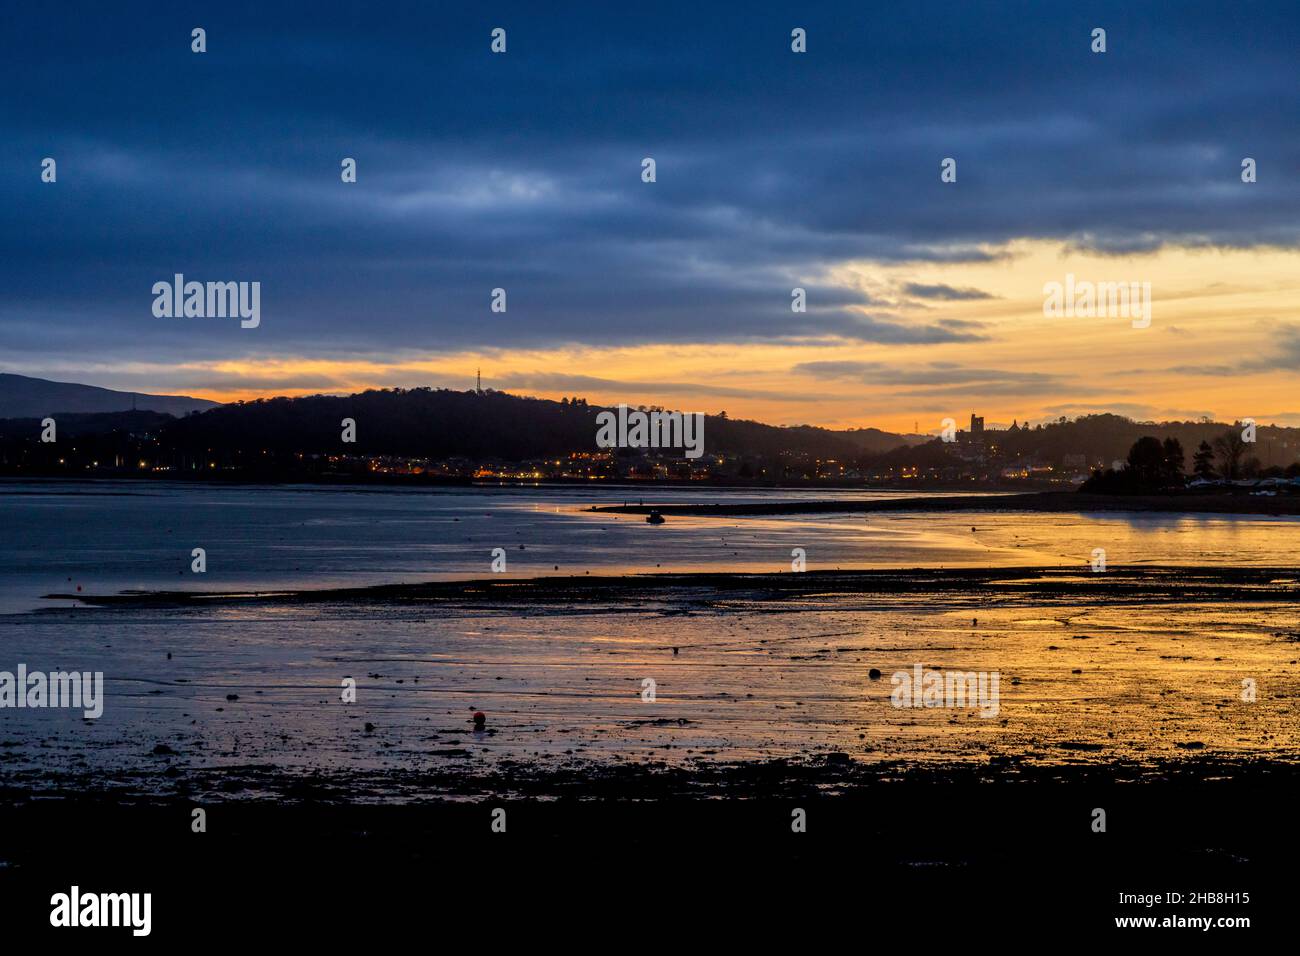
[4,385,1292,484]
[0,373,219,418]
[158,389,916,461]
[876,413,1299,473]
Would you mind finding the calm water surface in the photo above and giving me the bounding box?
[1,480,1296,613]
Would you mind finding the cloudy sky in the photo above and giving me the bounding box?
[3,1,1298,431]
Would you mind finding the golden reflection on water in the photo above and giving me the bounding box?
[572,509,1300,576]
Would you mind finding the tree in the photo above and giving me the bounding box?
[1161,437,1185,484]
[1192,440,1216,479]
[1126,436,1166,487]
[1083,435,1187,494]
[1212,428,1247,480]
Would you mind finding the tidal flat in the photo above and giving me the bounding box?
[4,566,1298,802]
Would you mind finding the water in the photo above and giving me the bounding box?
[2,480,1297,614]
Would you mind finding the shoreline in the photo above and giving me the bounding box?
[0,473,1059,493]
[43,564,1300,608]
[592,490,1300,517]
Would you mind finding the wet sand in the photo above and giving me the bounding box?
[5,563,1296,936]
[5,566,1298,803]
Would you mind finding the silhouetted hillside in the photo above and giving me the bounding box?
[0,410,174,438]
[4,388,1294,484]
[881,413,1299,473]
[840,427,931,453]
[159,389,911,461]
[0,373,218,418]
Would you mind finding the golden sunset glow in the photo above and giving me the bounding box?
[161,241,1300,432]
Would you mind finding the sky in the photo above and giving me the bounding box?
[2,1,1299,432]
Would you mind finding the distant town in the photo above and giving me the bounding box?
[3,385,1297,491]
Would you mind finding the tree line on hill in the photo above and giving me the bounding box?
[0,389,1294,487]
[0,388,915,475]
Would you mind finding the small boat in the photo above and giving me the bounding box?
[646,510,665,524]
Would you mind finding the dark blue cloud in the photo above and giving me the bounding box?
[1,1,1297,369]
[903,283,996,301]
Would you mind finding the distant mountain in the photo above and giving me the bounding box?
[0,373,219,418]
